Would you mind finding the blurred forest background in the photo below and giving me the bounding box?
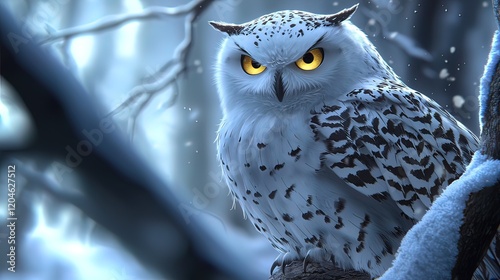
[0,0,497,279]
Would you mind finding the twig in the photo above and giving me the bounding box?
[38,0,211,45]
[38,0,214,138]
[128,89,156,142]
[106,3,210,137]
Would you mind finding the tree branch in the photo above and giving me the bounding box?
[38,0,214,138]
[38,0,211,45]
[105,10,198,138]
[102,0,213,137]
[269,261,370,280]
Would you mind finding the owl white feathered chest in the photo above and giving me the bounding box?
[210,5,482,278]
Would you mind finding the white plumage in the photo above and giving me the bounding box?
[210,5,497,278]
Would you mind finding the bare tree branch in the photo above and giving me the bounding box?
[106,10,199,138]
[38,0,212,45]
[108,2,213,137]
[37,0,214,138]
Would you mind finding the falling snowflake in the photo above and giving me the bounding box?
[439,68,450,79]
[452,95,465,108]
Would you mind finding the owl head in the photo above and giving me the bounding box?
[210,5,395,114]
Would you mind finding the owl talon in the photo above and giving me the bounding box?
[303,252,313,272]
[270,253,286,275]
[281,257,293,275]
[270,259,280,275]
[270,252,297,275]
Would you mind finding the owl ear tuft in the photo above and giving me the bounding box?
[325,4,359,25]
[209,21,244,36]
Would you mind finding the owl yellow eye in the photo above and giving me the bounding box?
[241,55,266,75]
[295,48,324,71]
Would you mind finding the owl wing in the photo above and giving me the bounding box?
[310,80,479,219]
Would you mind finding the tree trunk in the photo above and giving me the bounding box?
[451,1,500,278]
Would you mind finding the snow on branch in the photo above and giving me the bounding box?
[39,0,215,138]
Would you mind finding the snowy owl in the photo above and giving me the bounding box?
[210,5,498,278]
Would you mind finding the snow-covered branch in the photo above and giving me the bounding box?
[379,153,500,280]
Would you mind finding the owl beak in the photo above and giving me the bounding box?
[274,71,285,102]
